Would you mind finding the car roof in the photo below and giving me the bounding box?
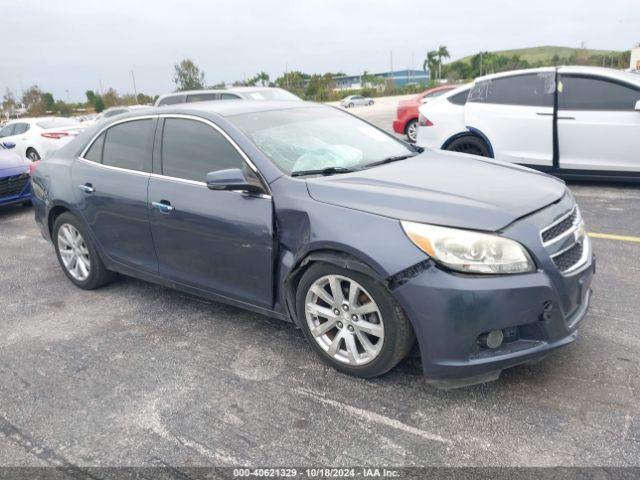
[475,66,640,87]
[4,116,73,125]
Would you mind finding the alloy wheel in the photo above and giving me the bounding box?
[453,141,484,156]
[406,121,418,142]
[27,150,40,161]
[305,275,384,366]
[57,224,91,281]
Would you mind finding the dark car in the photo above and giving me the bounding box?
[32,101,595,386]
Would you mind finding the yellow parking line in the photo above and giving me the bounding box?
[588,232,640,243]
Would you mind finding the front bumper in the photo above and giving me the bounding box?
[0,180,32,207]
[392,195,595,387]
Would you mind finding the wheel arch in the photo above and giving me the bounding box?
[441,128,494,158]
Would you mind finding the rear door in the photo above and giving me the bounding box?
[72,117,158,272]
[465,71,556,166]
[557,73,640,172]
[148,115,274,308]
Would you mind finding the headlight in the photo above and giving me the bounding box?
[401,221,535,274]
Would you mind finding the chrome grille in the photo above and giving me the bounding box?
[541,205,590,275]
[0,173,29,198]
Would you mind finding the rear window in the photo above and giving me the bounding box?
[158,95,186,106]
[241,89,301,101]
[468,73,555,107]
[36,118,80,129]
[186,93,219,103]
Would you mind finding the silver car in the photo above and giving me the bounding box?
[340,95,374,108]
[155,87,302,107]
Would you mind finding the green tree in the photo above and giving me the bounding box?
[436,45,450,80]
[22,85,46,116]
[2,89,18,115]
[173,58,206,91]
[423,51,438,81]
[42,92,56,112]
[93,95,105,113]
[102,88,120,108]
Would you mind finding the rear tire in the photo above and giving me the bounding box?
[53,212,116,290]
[296,262,414,378]
[368,100,374,106]
[405,119,418,143]
[445,135,490,157]
[348,102,354,108]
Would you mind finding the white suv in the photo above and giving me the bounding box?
[417,67,640,180]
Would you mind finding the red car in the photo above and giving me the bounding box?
[392,85,456,142]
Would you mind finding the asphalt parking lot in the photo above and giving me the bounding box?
[1,103,639,469]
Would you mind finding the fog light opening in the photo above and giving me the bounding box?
[479,329,504,349]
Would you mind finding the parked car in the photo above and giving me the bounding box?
[0,146,34,207]
[393,85,457,142]
[417,66,640,181]
[340,95,374,108]
[33,101,594,386]
[155,87,302,107]
[89,105,151,125]
[0,117,86,161]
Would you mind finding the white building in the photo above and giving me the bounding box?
[631,45,640,71]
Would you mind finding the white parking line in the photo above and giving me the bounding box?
[295,387,453,445]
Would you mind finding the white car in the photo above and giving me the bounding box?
[155,87,301,107]
[417,66,640,180]
[340,95,374,108]
[0,117,86,162]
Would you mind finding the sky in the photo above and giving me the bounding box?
[2,0,639,102]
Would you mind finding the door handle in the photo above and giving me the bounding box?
[536,112,554,116]
[152,201,175,213]
[78,183,95,193]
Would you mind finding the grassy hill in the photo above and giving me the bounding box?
[456,46,625,64]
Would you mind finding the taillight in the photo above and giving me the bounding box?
[41,132,69,139]
[418,114,433,127]
[29,160,40,175]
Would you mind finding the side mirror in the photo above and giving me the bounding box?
[2,141,16,149]
[635,100,640,112]
[206,168,264,194]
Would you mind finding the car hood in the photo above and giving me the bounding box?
[0,151,27,175]
[305,151,566,231]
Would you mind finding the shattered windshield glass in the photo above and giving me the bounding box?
[229,106,412,175]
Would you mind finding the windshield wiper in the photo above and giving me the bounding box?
[361,153,418,169]
[291,166,356,177]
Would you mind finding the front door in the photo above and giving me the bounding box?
[557,73,640,172]
[148,116,274,308]
[465,71,556,166]
[71,117,158,272]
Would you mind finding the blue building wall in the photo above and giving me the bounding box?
[334,69,429,89]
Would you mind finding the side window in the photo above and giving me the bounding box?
[13,123,30,135]
[84,132,105,163]
[448,89,469,106]
[102,119,154,172]
[186,93,218,103]
[559,75,640,111]
[0,124,15,137]
[161,118,245,183]
[220,93,241,100]
[468,73,555,107]
[158,95,186,106]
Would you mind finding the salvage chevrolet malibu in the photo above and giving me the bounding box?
[32,101,595,386]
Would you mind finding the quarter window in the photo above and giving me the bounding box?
[13,123,30,135]
[102,119,154,172]
[468,73,555,107]
[448,89,470,106]
[84,132,105,163]
[559,75,640,111]
[161,118,245,182]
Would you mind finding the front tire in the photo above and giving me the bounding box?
[405,119,418,143]
[445,135,490,157]
[348,102,354,108]
[296,262,414,378]
[53,212,115,290]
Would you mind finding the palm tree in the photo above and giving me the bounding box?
[437,45,450,80]
[423,51,438,81]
